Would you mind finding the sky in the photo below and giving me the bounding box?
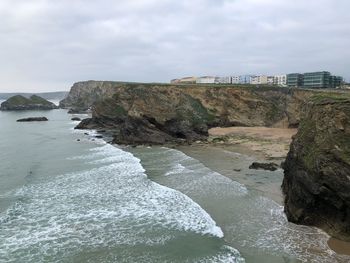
[0,0,349,92]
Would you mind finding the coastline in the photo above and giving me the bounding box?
[175,126,350,257]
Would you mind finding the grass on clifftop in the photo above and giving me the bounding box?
[5,95,53,106]
[30,95,53,105]
[310,92,350,104]
[5,95,30,105]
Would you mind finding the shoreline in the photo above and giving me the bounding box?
[85,123,350,258]
[175,126,350,257]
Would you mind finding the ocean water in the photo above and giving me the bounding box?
[0,109,349,262]
[0,109,243,262]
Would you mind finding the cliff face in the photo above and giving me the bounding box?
[62,81,316,144]
[1,95,58,111]
[59,81,121,111]
[62,81,326,144]
[282,95,350,241]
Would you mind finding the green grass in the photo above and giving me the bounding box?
[310,93,350,104]
[30,95,53,105]
[4,95,54,106]
[185,95,216,124]
[6,95,30,105]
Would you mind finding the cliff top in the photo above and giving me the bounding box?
[4,95,54,106]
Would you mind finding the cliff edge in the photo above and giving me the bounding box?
[62,81,312,144]
[282,94,350,241]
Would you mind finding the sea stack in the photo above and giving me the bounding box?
[0,95,58,111]
[282,95,350,241]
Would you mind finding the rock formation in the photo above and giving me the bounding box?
[61,80,350,239]
[61,81,318,144]
[282,94,350,241]
[1,95,58,111]
[17,117,48,122]
[249,162,279,171]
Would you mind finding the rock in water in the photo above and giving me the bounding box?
[71,117,81,121]
[1,95,58,111]
[17,117,48,122]
[282,96,350,241]
[249,162,279,171]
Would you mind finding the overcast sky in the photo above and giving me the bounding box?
[0,0,349,92]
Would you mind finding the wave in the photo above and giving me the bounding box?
[0,143,244,262]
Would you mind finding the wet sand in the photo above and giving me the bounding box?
[179,126,350,257]
[208,127,298,160]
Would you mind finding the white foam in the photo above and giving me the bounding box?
[165,163,186,176]
[226,196,350,263]
[0,144,233,262]
[144,147,248,196]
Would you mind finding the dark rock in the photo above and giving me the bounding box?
[234,169,242,172]
[75,116,206,145]
[95,135,103,139]
[1,95,58,111]
[68,108,88,114]
[71,117,81,121]
[282,98,350,241]
[249,162,279,171]
[77,139,80,141]
[17,117,48,122]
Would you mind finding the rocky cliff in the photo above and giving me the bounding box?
[61,81,316,144]
[282,94,350,241]
[1,95,58,111]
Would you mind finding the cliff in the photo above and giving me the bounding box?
[62,81,316,144]
[282,94,350,241]
[1,95,58,111]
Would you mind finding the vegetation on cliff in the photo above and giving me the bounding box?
[63,81,322,144]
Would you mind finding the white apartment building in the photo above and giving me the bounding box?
[267,76,274,85]
[231,76,240,84]
[196,76,216,84]
[274,75,287,87]
[250,75,268,85]
[215,76,232,84]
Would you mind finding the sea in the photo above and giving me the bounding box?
[0,103,349,263]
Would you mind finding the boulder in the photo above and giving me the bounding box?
[249,162,279,171]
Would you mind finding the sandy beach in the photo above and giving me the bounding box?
[208,126,298,160]
[179,126,350,257]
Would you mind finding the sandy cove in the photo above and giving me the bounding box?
[208,126,298,161]
[179,126,350,257]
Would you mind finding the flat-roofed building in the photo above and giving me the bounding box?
[274,75,287,87]
[303,71,331,89]
[171,76,197,84]
[239,75,252,84]
[196,76,216,84]
[267,76,274,85]
[250,75,268,85]
[329,76,343,89]
[231,76,240,84]
[215,76,232,84]
[287,73,304,88]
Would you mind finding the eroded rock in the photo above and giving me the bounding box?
[282,96,350,241]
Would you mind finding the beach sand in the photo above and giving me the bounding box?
[208,126,298,160]
[179,126,350,257]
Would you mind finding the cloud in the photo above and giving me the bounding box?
[0,0,349,91]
